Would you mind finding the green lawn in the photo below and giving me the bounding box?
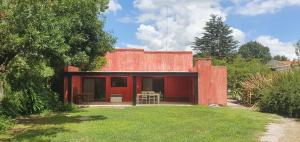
[0,106,273,142]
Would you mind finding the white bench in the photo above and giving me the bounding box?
[110,94,123,103]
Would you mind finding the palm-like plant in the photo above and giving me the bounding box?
[240,72,282,106]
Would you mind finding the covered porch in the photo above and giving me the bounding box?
[64,72,199,106]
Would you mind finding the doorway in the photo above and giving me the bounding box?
[83,77,106,102]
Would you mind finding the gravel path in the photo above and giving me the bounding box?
[227,99,300,142]
[227,99,245,108]
[260,117,300,142]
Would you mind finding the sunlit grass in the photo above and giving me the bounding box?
[0,106,274,142]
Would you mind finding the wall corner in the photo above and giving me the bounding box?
[64,66,80,72]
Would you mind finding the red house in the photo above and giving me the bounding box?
[64,48,227,105]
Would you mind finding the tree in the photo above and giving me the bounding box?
[1,0,114,72]
[238,41,271,62]
[273,55,288,61]
[193,15,238,58]
[0,0,115,115]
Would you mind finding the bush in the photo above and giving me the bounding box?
[56,102,78,112]
[213,56,271,100]
[259,70,300,117]
[1,83,59,116]
[0,58,60,116]
[240,73,278,105]
[0,115,14,133]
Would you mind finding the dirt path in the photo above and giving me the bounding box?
[227,99,300,142]
[227,99,246,108]
[260,117,300,142]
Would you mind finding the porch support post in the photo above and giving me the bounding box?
[67,75,73,104]
[194,76,199,104]
[132,76,137,106]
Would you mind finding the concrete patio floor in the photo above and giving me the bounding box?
[77,101,193,107]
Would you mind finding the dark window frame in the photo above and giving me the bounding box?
[111,77,127,87]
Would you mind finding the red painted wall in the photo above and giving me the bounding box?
[72,76,81,98]
[209,67,227,105]
[164,76,194,102]
[108,76,133,102]
[101,49,193,72]
[63,77,68,103]
[194,59,227,106]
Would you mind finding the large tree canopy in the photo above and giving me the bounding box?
[193,15,238,59]
[0,0,115,115]
[0,0,115,72]
[238,41,271,63]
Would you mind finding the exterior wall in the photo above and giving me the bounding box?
[108,76,133,102]
[194,59,227,106]
[64,66,80,72]
[63,77,68,103]
[209,67,227,105]
[101,49,193,72]
[72,76,81,99]
[164,76,194,102]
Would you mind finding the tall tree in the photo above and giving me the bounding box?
[238,41,271,62]
[0,0,115,115]
[193,15,238,58]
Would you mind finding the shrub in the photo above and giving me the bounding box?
[1,82,59,116]
[259,70,300,117]
[240,73,279,105]
[0,58,60,116]
[213,56,271,100]
[56,102,78,112]
[0,115,14,133]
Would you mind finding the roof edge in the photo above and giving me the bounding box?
[113,48,192,54]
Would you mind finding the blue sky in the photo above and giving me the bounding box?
[104,0,300,59]
[226,5,300,42]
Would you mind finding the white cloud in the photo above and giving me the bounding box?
[108,0,122,13]
[233,0,300,16]
[131,0,245,51]
[125,43,148,50]
[256,35,297,60]
[231,27,246,44]
[117,16,134,23]
[136,24,165,50]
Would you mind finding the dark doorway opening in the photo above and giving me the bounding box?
[95,78,106,101]
[83,77,106,102]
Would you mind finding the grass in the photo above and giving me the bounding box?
[0,106,274,142]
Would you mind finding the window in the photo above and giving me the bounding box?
[111,77,127,87]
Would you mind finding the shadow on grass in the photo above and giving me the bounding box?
[0,113,107,141]
[17,114,107,125]
[3,127,68,142]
